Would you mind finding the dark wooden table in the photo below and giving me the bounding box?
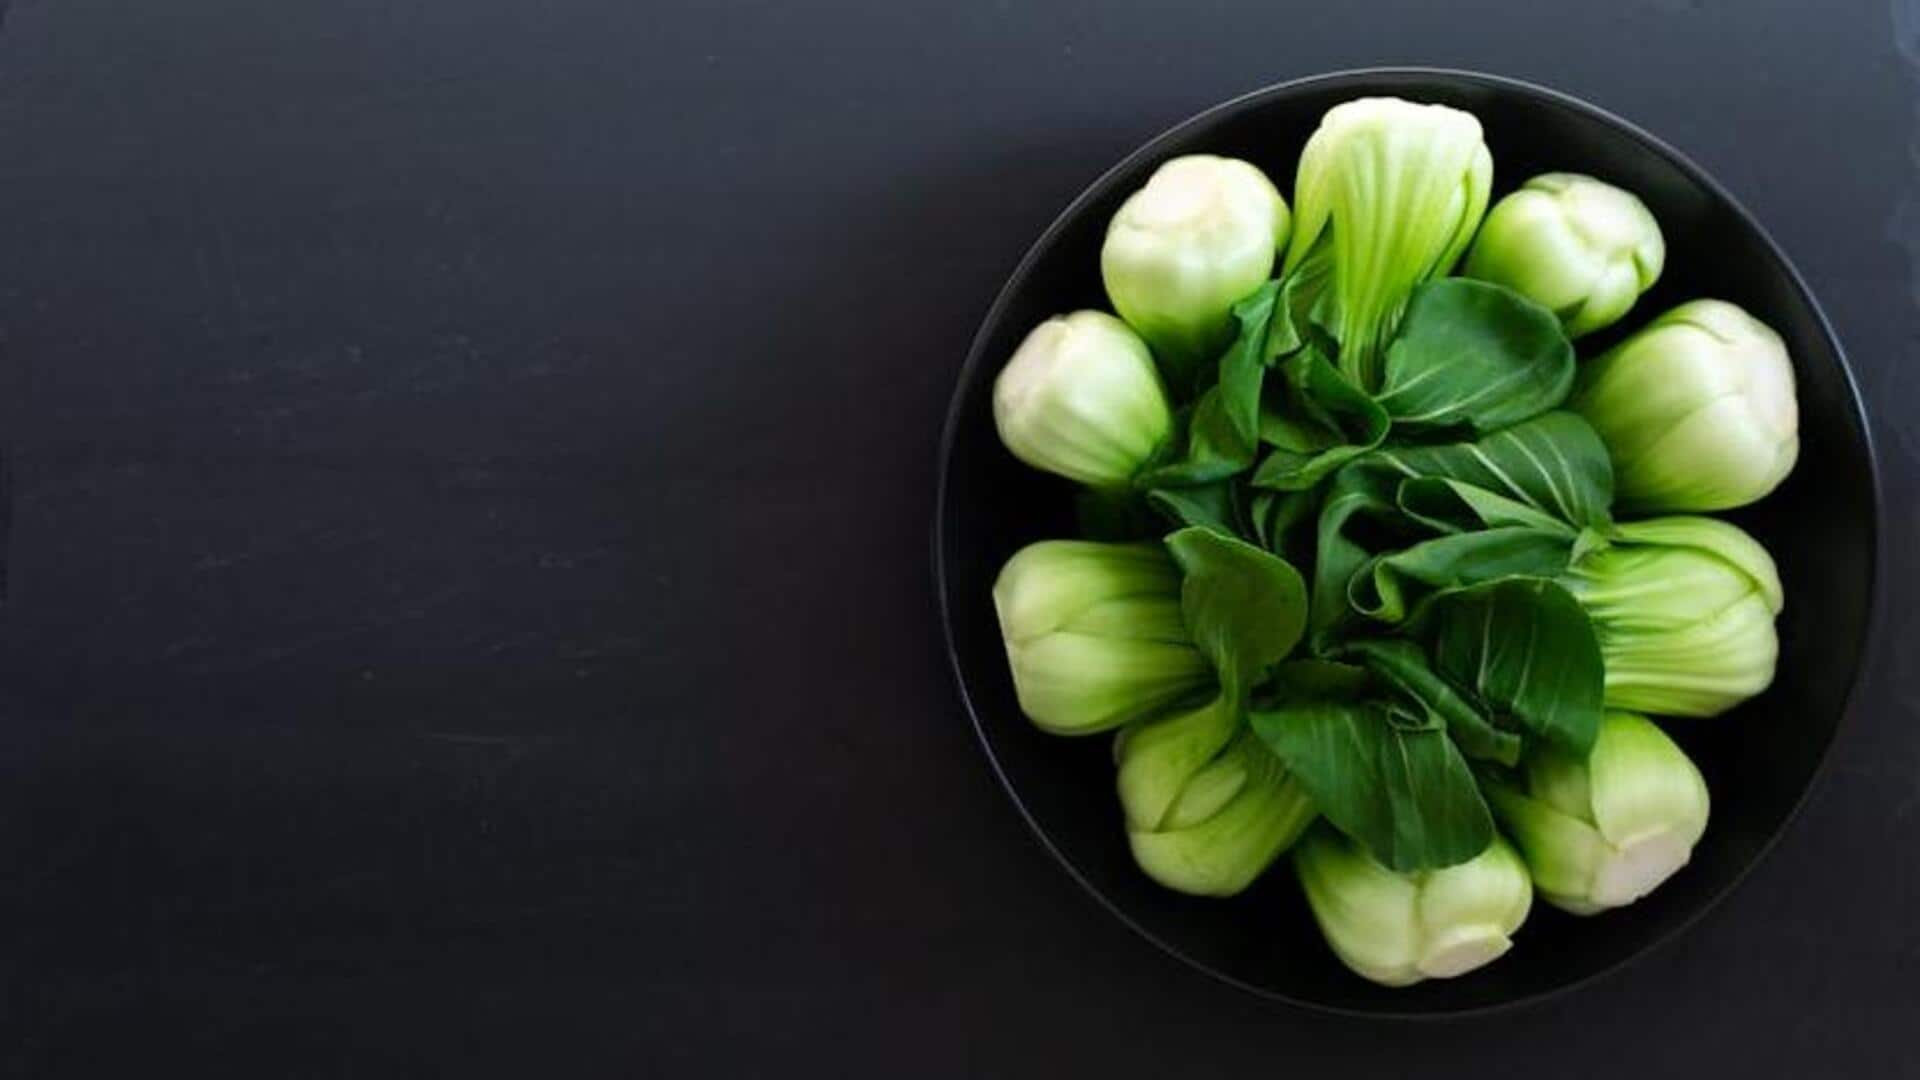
[0,0,1913,1073]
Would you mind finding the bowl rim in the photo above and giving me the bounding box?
[931,65,1883,1019]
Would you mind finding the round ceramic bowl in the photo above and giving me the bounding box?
[934,69,1879,1016]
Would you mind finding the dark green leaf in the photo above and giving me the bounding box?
[1137,281,1291,488]
[1396,477,1577,537]
[1251,346,1391,491]
[1263,658,1373,705]
[1251,442,1381,495]
[1261,273,1305,363]
[1307,413,1614,645]
[1339,640,1521,766]
[1366,411,1615,531]
[1216,288,1272,451]
[1258,410,1334,454]
[1287,344,1385,441]
[1351,527,1579,624]
[1165,527,1308,694]
[1374,711,1496,869]
[1145,481,1244,538]
[1420,578,1604,757]
[1249,487,1321,566]
[1307,463,1401,646]
[1250,701,1494,871]
[1375,279,1575,434]
[1137,391,1244,487]
[1282,240,1340,345]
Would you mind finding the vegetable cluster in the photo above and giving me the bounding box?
[986,97,1798,987]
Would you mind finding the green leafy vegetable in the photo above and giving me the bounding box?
[1394,476,1578,537]
[1139,281,1291,487]
[1419,578,1605,757]
[1561,515,1782,717]
[1570,299,1799,512]
[1165,527,1309,693]
[1249,486,1322,567]
[1265,657,1374,703]
[1295,824,1533,987]
[1103,155,1290,388]
[991,541,1212,734]
[993,310,1174,489]
[1339,639,1520,766]
[1464,172,1665,338]
[1486,711,1709,914]
[1283,97,1493,390]
[1350,527,1580,624]
[1117,692,1237,831]
[1117,529,1314,895]
[1250,344,1391,491]
[1144,480,1245,537]
[1374,278,1575,434]
[1251,700,1493,872]
[1307,460,1403,646]
[982,95,1780,979]
[1307,412,1613,646]
[1127,733,1316,897]
[1368,412,1615,532]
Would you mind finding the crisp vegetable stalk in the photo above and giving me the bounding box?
[1562,516,1782,717]
[1117,693,1239,831]
[1124,729,1316,897]
[1101,155,1290,382]
[1294,825,1532,987]
[1284,97,1492,390]
[1487,711,1710,914]
[1464,172,1664,337]
[1570,299,1799,511]
[991,540,1212,735]
[993,310,1173,489]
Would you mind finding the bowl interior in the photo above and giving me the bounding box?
[936,70,1876,1015]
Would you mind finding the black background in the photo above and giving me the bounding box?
[0,0,1914,1074]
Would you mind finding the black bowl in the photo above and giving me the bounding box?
[934,69,1880,1016]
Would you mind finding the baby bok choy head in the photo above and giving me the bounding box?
[1119,715,1314,897]
[1284,97,1492,391]
[1570,299,1799,512]
[1101,155,1290,383]
[991,540,1212,736]
[1563,516,1783,718]
[993,311,1173,490]
[1294,824,1532,987]
[1464,172,1665,338]
[1114,527,1316,896]
[1487,711,1710,915]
